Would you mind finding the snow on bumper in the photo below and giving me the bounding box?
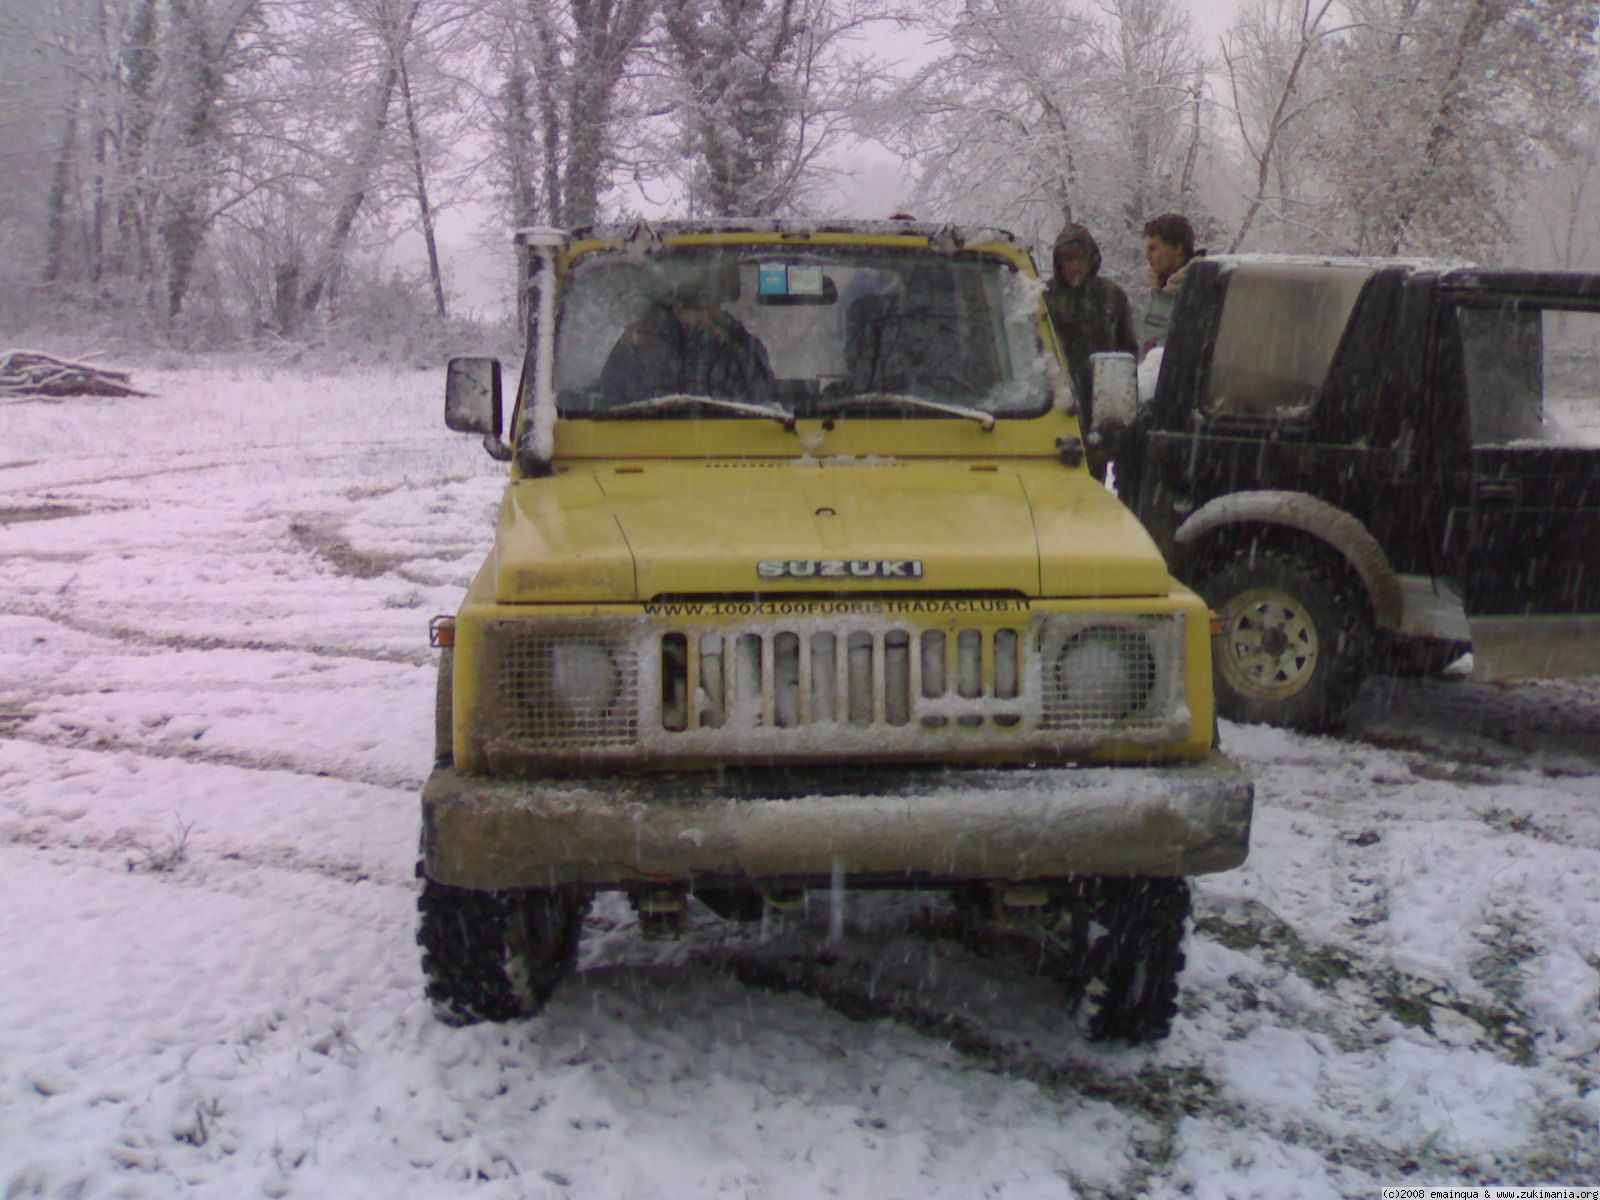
[421,752,1253,890]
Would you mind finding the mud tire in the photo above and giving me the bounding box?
[1071,876,1191,1044]
[1197,547,1372,730]
[955,876,1191,1045]
[416,866,588,1025]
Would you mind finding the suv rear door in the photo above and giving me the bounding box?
[1135,261,1423,563]
[1432,272,1600,680]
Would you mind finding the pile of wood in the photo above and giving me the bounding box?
[0,351,149,399]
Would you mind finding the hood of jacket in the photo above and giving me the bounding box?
[1051,224,1102,285]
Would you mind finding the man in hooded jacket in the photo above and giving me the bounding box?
[1043,225,1136,424]
[1042,224,1137,476]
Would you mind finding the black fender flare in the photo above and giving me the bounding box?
[1171,490,1403,632]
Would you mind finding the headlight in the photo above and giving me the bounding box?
[547,642,621,715]
[1052,627,1157,720]
[1038,615,1181,733]
[483,621,639,751]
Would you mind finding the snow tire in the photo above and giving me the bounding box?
[1198,546,1372,730]
[416,865,588,1025]
[955,876,1191,1045]
[1071,876,1190,1045]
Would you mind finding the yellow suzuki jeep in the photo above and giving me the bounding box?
[422,219,1252,1043]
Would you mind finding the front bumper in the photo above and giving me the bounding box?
[421,751,1253,891]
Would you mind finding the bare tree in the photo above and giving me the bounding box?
[1088,0,1204,240]
[398,50,448,315]
[1518,98,1600,271]
[160,0,266,316]
[1221,0,1340,251]
[297,0,420,318]
[883,0,1211,266]
[881,0,1101,246]
[1316,0,1599,257]
[656,0,888,217]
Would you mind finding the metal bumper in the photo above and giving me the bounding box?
[422,752,1253,891]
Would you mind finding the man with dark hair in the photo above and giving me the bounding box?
[1042,223,1136,438]
[1137,213,1201,356]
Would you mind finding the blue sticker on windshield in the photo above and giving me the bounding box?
[758,264,788,296]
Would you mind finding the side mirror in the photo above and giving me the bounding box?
[1089,351,1138,430]
[445,356,511,460]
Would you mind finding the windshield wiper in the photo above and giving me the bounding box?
[590,393,797,432]
[815,392,995,430]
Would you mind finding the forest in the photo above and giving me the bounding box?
[1,0,1597,351]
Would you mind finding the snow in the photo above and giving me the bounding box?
[3,366,1600,1197]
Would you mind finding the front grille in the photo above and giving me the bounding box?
[477,611,1186,766]
[487,622,639,750]
[661,624,1024,732]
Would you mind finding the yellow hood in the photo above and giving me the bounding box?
[493,462,1169,603]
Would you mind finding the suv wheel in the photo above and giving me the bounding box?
[1069,877,1190,1044]
[958,876,1191,1045]
[417,866,588,1024]
[1198,548,1371,730]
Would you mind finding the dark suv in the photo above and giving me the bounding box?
[1116,255,1600,729]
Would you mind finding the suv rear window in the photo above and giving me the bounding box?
[1204,265,1371,420]
[1455,303,1600,447]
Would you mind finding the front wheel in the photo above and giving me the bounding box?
[955,876,1191,1045]
[416,867,588,1024]
[1198,549,1371,730]
[1072,877,1191,1044]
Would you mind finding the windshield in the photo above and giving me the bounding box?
[546,244,1052,420]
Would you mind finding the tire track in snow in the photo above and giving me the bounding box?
[1,723,421,792]
[709,945,1491,1189]
[0,599,429,666]
[0,836,412,938]
[0,436,456,497]
[1346,676,1600,775]
[709,936,1600,1190]
[285,517,472,586]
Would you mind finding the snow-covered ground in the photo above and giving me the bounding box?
[2,367,1597,1199]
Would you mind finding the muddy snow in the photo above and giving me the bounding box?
[2,368,1597,1199]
